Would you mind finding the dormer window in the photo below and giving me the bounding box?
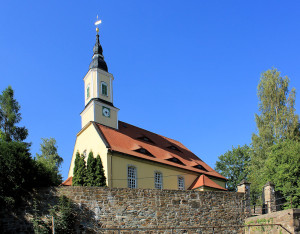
[134,148,154,157]
[101,82,108,96]
[193,164,208,171]
[137,136,155,144]
[142,137,149,142]
[86,85,90,99]
[167,145,182,152]
[166,157,185,165]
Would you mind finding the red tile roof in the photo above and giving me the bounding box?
[61,176,72,186]
[95,121,227,181]
[189,174,227,191]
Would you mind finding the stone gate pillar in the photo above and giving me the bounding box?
[263,182,276,213]
[237,180,251,217]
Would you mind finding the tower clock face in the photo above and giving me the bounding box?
[102,107,110,117]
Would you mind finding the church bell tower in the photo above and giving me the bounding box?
[81,22,119,129]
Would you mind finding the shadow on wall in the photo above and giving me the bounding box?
[0,187,100,233]
[1,186,248,233]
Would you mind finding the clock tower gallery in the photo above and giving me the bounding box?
[81,32,119,129]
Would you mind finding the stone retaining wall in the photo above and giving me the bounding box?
[1,186,247,233]
[245,209,300,233]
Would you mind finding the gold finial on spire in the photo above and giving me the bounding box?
[95,15,102,34]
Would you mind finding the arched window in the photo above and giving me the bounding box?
[178,176,185,190]
[127,166,137,188]
[154,171,163,189]
[101,82,108,96]
[83,150,87,159]
[86,85,90,99]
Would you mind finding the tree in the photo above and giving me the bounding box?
[35,138,63,185]
[0,86,28,142]
[264,139,300,208]
[33,195,77,234]
[72,152,87,186]
[0,141,53,209]
[0,141,33,208]
[49,195,77,233]
[86,151,97,186]
[249,68,299,197]
[94,154,106,187]
[215,145,250,191]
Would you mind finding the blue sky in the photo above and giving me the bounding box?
[1,1,300,180]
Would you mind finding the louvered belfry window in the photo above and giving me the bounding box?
[101,82,108,96]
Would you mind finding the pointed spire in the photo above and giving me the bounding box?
[89,33,108,72]
[93,34,103,56]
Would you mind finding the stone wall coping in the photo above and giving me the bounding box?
[245,208,300,222]
[58,186,243,196]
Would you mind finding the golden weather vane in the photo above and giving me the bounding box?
[94,15,102,34]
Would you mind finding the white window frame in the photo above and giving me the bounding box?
[178,176,185,190]
[83,150,87,159]
[127,165,137,189]
[101,82,108,96]
[86,84,90,99]
[154,171,163,189]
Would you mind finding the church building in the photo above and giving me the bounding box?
[65,26,227,191]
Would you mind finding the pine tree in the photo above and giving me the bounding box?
[72,152,87,186]
[86,151,96,186]
[0,86,28,142]
[94,154,106,187]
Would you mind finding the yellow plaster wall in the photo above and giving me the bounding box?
[210,178,226,189]
[81,105,94,128]
[94,103,118,129]
[110,152,199,190]
[68,123,109,184]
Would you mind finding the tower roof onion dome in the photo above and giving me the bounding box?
[89,34,108,72]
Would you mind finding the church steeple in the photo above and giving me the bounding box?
[89,33,108,72]
[81,17,119,130]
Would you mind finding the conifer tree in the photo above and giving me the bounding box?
[72,152,87,186]
[86,151,96,186]
[94,154,106,187]
[0,86,28,142]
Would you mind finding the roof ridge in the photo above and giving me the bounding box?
[119,121,173,139]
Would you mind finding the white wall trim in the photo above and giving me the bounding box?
[83,69,92,81]
[96,68,113,78]
[110,76,113,102]
[91,72,94,98]
[96,71,99,98]
[80,101,94,116]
